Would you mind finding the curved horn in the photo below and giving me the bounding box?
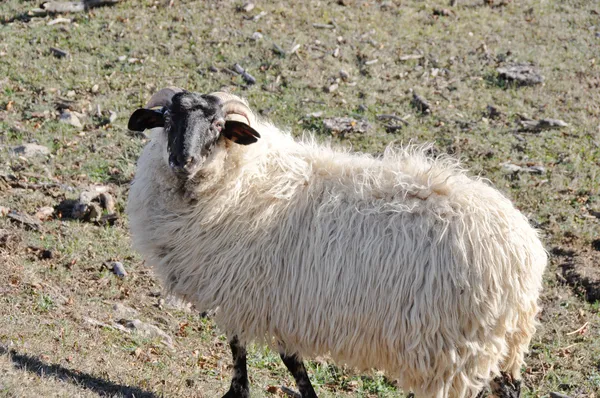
[209,92,255,127]
[145,86,184,109]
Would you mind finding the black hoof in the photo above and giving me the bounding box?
[222,389,250,398]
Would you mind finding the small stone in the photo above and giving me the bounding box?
[35,206,55,221]
[47,17,71,26]
[412,93,431,114]
[11,144,50,158]
[7,211,41,231]
[549,393,571,398]
[497,63,544,86]
[305,111,324,118]
[323,117,370,135]
[399,54,424,61]
[108,111,118,123]
[333,47,340,57]
[71,203,88,219]
[118,55,127,62]
[502,163,522,173]
[120,319,173,348]
[0,206,9,217]
[59,111,83,128]
[242,2,254,12]
[79,191,97,206]
[525,165,546,174]
[86,203,102,222]
[164,295,192,313]
[267,386,283,394]
[91,84,99,93]
[113,302,139,318]
[339,69,350,81]
[519,118,568,132]
[50,47,69,58]
[98,192,115,213]
[111,261,127,278]
[40,249,53,260]
[485,104,502,119]
[324,83,338,93]
[251,32,263,41]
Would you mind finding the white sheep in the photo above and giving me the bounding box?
[126,87,547,398]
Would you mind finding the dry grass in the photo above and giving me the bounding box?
[0,0,599,397]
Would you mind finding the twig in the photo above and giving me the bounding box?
[313,23,335,29]
[566,322,589,336]
[376,114,410,125]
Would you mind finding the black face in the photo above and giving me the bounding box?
[128,90,261,178]
[164,92,224,176]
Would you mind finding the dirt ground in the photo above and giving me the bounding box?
[0,0,599,397]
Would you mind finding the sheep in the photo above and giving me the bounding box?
[126,87,547,398]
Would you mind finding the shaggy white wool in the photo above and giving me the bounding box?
[127,97,547,398]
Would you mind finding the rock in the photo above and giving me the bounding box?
[113,303,139,318]
[305,111,324,118]
[266,385,283,395]
[164,295,192,313]
[339,69,350,81]
[485,105,503,119]
[86,202,102,222]
[0,206,9,217]
[279,386,301,398]
[79,191,97,206]
[251,32,263,41]
[108,111,118,124]
[110,261,127,278]
[71,202,89,219]
[323,117,370,136]
[35,206,55,221]
[550,392,572,398]
[501,162,545,174]
[412,93,431,114]
[40,249,53,260]
[98,192,115,213]
[7,211,41,231]
[50,47,69,58]
[497,63,544,86]
[91,84,99,93]
[324,83,338,93]
[559,249,600,303]
[59,111,83,128]
[11,144,50,158]
[399,54,424,61]
[241,2,254,12]
[518,118,568,132]
[84,317,130,333]
[120,319,173,348]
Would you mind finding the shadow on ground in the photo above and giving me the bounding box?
[0,346,160,398]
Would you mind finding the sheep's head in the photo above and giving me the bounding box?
[128,87,260,178]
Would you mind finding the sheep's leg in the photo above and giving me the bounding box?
[222,336,250,398]
[279,352,318,398]
[484,372,520,398]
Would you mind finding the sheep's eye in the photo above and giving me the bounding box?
[213,119,225,131]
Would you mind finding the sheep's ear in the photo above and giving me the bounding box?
[223,120,261,145]
[128,108,165,131]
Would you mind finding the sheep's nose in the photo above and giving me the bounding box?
[169,154,196,173]
[183,156,196,170]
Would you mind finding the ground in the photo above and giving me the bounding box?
[0,0,599,397]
